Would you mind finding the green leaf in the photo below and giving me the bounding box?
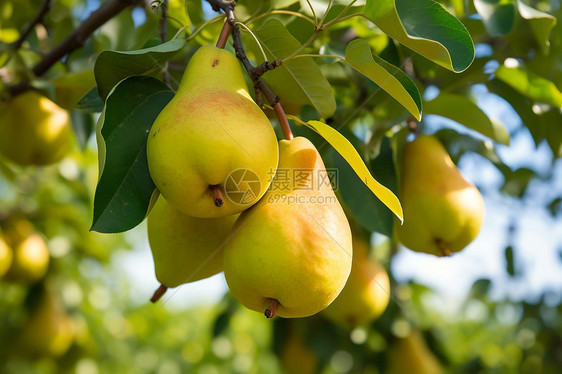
[251,19,336,118]
[495,62,562,107]
[424,93,510,145]
[70,110,95,150]
[297,119,403,222]
[517,0,557,55]
[364,0,474,72]
[332,133,396,236]
[75,87,105,113]
[473,0,517,36]
[344,39,422,120]
[94,39,185,101]
[92,76,174,234]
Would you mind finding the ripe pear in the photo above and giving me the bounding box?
[17,288,75,358]
[4,233,50,284]
[322,236,390,328]
[0,235,13,278]
[147,196,238,290]
[0,91,72,166]
[147,45,279,218]
[396,135,484,256]
[387,330,443,374]
[280,325,317,374]
[223,137,352,318]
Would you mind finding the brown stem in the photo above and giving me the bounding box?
[436,239,452,257]
[264,299,280,318]
[150,284,168,303]
[10,0,52,50]
[274,103,294,140]
[210,185,224,207]
[6,0,140,96]
[216,21,232,49]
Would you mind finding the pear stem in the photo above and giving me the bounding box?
[264,299,280,318]
[436,240,452,257]
[274,103,294,140]
[216,20,232,49]
[150,284,168,303]
[210,185,224,207]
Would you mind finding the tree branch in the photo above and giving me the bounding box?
[9,0,52,51]
[207,0,237,25]
[231,26,293,140]
[159,0,170,87]
[6,0,141,96]
[207,0,293,140]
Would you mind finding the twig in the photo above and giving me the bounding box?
[207,0,293,140]
[159,0,170,87]
[231,26,293,140]
[10,0,52,50]
[207,0,236,24]
[6,0,140,96]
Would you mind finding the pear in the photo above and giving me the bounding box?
[0,235,13,278]
[387,330,444,374]
[322,236,390,328]
[4,228,50,284]
[280,325,317,374]
[147,196,238,294]
[17,287,75,358]
[147,46,279,218]
[223,137,352,318]
[396,135,484,256]
[0,91,72,166]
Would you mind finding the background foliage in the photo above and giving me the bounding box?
[1,0,561,373]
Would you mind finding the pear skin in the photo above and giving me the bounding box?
[223,137,352,318]
[322,237,390,328]
[0,235,13,278]
[4,233,50,284]
[147,196,238,288]
[0,91,72,166]
[387,330,444,374]
[147,46,279,218]
[397,135,484,256]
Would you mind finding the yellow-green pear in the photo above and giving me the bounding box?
[280,325,317,374]
[17,288,75,358]
[224,137,352,318]
[0,235,13,278]
[0,90,72,166]
[147,45,279,218]
[386,330,443,374]
[323,236,390,328]
[396,135,484,256]
[147,196,238,291]
[5,233,50,284]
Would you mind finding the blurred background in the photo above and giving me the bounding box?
[1,0,562,373]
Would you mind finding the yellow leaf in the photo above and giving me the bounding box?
[302,120,403,223]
